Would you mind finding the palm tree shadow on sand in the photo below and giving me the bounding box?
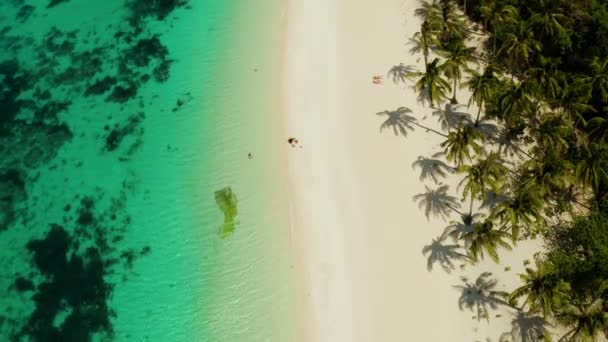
[387,63,417,84]
[491,127,528,158]
[413,184,463,221]
[467,118,499,139]
[422,234,469,273]
[412,152,456,184]
[432,103,471,132]
[442,212,482,242]
[376,107,416,137]
[498,311,550,342]
[376,107,448,138]
[479,189,510,211]
[454,272,509,321]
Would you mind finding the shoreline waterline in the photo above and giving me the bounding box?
[193,0,295,341]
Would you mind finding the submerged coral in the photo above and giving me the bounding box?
[0,0,186,337]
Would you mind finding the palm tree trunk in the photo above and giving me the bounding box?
[427,77,435,108]
[469,196,474,216]
[422,34,429,65]
[451,78,458,104]
[474,102,483,126]
[519,294,530,312]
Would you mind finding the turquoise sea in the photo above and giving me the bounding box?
[0,0,292,341]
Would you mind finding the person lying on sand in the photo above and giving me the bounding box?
[372,75,383,84]
[288,137,297,147]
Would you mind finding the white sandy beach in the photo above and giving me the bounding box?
[284,0,542,341]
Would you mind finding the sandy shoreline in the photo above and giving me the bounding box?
[283,0,542,341]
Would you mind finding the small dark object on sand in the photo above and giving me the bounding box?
[288,137,299,147]
[248,153,252,159]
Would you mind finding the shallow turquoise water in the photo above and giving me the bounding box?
[0,1,291,341]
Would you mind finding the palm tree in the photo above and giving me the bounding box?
[459,152,508,206]
[436,1,468,46]
[508,258,570,318]
[554,88,596,125]
[438,40,477,103]
[441,124,484,166]
[462,219,512,263]
[498,21,542,70]
[479,3,518,53]
[588,116,608,143]
[555,296,608,342]
[414,0,442,28]
[524,56,565,100]
[412,152,455,184]
[414,184,463,220]
[575,142,608,195]
[497,81,534,123]
[573,57,608,103]
[409,20,438,65]
[524,151,574,196]
[412,58,452,108]
[491,184,545,240]
[528,0,571,50]
[529,113,573,153]
[462,64,500,125]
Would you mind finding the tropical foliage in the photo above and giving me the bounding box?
[379,0,608,338]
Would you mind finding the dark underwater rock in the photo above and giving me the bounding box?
[47,0,69,8]
[16,5,35,22]
[84,76,117,96]
[104,113,145,152]
[127,0,189,26]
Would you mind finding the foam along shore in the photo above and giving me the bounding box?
[284,0,541,341]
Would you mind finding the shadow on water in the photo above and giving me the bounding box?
[453,272,510,321]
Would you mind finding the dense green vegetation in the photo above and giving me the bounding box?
[387,0,608,339]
